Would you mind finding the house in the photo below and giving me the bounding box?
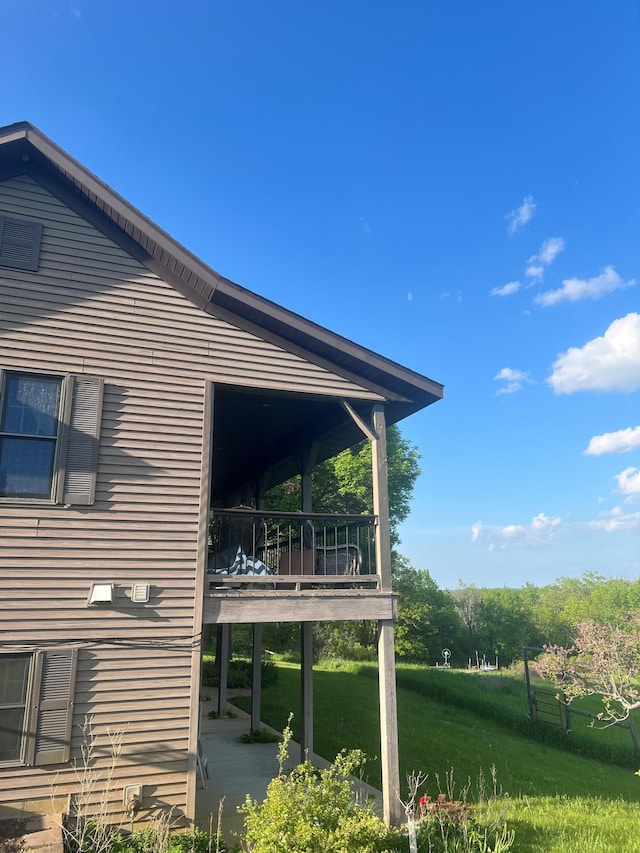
[0,122,443,828]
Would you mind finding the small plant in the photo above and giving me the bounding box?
[239,728,281,744]
[403,767,515,853]
[240,715,404,852]
[55,718,126,853]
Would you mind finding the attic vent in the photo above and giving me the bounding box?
[0,216,43,271]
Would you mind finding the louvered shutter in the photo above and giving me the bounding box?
[63,375,104,505]
[0,217,43,271]
[31,649,78,766]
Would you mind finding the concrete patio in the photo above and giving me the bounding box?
[194,692,383,845]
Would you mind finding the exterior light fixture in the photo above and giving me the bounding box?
[87,583,115,606]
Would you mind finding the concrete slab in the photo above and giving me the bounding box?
[194,693,382,846]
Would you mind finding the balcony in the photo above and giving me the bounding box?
[207,507,379,592]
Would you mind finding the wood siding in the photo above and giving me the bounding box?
[0,175,380,820]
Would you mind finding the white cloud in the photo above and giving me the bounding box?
[548,313,640,394]
[494,367,534,395]
[506,195,536,234]
[498,513,561,543]
[524,237,564,284]
[584,426,640,456]
[535,266,635,307]
[525,237,565,283]
[525,265,544,283]
[587,505,640,532]
[490,281,521,297]
[472,513,562,548]
[617,467,640,496]
[536,237,565,265]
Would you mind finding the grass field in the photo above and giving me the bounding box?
[231,659,640,852]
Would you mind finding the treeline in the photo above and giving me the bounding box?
[398,563,640,667]
[255,563,640,668]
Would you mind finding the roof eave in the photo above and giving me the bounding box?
[0,122,444,414]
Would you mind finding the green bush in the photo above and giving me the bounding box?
[202,658,279,690]
[112,826,231,853]
[240,721,404,852]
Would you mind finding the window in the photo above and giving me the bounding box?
[0,217,43,271]
[0,654,32,763]
[0,370,104,504]
[0,373,62,499]
[0,650,78,767]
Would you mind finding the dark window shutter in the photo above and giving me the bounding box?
[0,217,43,271]
[31,649,78,766]
[63,375,104,505]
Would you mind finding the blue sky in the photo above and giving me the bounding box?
[2,1,639,589]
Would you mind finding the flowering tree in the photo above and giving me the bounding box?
[534,613,640,724]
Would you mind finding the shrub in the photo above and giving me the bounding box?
[239,728,281,744]
[240,719,404,852]
[111,821,238,853]
[202,658,278,689]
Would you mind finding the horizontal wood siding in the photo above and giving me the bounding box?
[0,175,375,820]
[0,175,380,399]
[0,174,381,818]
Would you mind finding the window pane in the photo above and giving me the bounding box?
[0,656,30,705]
[0,436,56,497]
[1,375,61,436]
[0,656,30,763]
[0,708,26,762]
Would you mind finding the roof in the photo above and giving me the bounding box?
[0,121,443,422]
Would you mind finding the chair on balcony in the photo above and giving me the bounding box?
[277,538,362,577]
[207,510,272,586]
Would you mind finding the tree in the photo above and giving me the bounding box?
[534,614,640,724]
[265,423,421,544]
[393,559,464,664]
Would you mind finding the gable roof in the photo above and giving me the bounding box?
[0,121,443,425]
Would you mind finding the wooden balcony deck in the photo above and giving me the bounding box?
[204,507,392,623]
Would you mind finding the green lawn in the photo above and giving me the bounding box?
[231,659,640,852]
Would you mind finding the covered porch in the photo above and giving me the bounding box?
[194,359,441,824]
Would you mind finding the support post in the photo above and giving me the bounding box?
[371,404,401,823]
[299,448,316,761]
[378,619,401,825]
[371,404,392,592]
[300,621,314,760]
[217,623,230,716]
[251,623,263,731]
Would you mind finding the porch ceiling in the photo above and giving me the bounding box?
[211,384,373,504]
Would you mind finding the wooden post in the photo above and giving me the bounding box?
[523,647,535,719]
[299,450,317,760]
[217,623,230,716]
[378,619,401,825]
[251,623,263,731]
[370,404,401,824]
[300,621,314,761]
[185,379,213,823]
[371,404,392,592]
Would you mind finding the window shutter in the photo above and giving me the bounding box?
[0,217,43,271]
[31,649,78,766]
[63,375,104,505]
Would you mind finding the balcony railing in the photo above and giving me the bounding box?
[207,507,378,591]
